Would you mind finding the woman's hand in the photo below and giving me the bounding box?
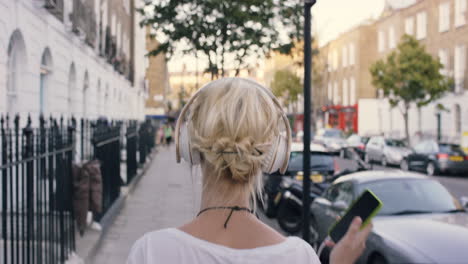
[329,217,373,264]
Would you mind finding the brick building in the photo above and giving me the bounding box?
[320,0,468,141]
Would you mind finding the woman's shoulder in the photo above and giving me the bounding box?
[127,228,181,264]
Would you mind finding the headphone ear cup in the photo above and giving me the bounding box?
[179,123,192,164]
[179,123,201,165]
[262,135,288,174]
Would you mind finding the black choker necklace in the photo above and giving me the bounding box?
[197,206,255,229]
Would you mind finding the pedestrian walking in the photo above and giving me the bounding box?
[127,78,371,264]
[164,123,173,146]
[157,125,165,145]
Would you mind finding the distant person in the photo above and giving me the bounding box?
[164,123,173,146]
[157,125,165,145]
[127,78,371,264]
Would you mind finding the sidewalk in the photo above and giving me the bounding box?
[89,145,202,264]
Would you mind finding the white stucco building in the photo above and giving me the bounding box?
[0,0,148,126]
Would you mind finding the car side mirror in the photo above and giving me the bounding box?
[460,196,468,209]
[332,200,348,211]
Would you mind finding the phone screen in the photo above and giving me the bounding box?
[329,189,382,243]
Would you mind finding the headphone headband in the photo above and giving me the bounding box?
[175,78,292,174]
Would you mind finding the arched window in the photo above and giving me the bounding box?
[6,30,27,115]
[97,79,101,116]
[455,104,462,137]
[83,71,89,118]
[68,63,77,116]
[104,83,109,116]
[40,48,53,115]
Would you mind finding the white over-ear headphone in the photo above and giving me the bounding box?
[175,78,292,174]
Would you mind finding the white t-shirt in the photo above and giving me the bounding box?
[127,228,321,264]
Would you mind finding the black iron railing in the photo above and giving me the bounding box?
[1,115,75,264]
[126,121,138,184]
[1,114,157,263]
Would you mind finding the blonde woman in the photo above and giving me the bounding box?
[127,78,371,264]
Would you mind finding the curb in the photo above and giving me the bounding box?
[74,148,158,264]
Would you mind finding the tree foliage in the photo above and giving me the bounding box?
[138,0,304,78]
[370,35,453,141]
[271,69,302,110]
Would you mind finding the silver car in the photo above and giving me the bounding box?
[310,171,468,264]
[365,136,411,166]
[314,128,347,153]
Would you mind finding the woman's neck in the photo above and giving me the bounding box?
[200,190,250,210]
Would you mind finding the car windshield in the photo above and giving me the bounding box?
[358,179,460,215]
[288,152,334,171]
[385,139,407,147]
[361,137,370,144]
[347,135,360,143]
[323,130,344,139]
[439,144,466,155]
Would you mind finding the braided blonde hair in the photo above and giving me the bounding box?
[187,78,283,209]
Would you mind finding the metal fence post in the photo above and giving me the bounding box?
[1,115,8,264]
[23,116,34,264]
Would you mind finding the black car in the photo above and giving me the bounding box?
[261,143,336,218]
[310,171,468,264]
[401,140,468,176]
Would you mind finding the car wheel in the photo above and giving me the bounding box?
[381,156,387,167]
[369,253,388,264]
[426,162,438,176]
[277,199,302,234]
[400,159,409,171]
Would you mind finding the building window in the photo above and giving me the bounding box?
[328,83,332,101]
[342,46,348,67]
[333,82,339,105]
[454,45,466,93]
[439,2,451,32]
[342,79,349,106]
[350,78,356,105]
[328,53,332,72]
[455,0,467,27]
[455,104,462,136]
[6,30,27,116]
[388,26,396,49]
[40,48,53,115]
[68,63,77,116]
[97,79,101,115]
[405,17,415,35]
[333,50,338,70]
[438,49,449,75]
[416,12,427,40]
[378,30,385,52]
[349,43,355,66]
[83,72,89,117]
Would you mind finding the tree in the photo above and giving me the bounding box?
[138,0,303,79]
[271,69,302,112]
[370,35,453,142]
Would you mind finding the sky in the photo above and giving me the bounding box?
[167,0,396,73]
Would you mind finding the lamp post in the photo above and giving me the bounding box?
[303,0,316,242]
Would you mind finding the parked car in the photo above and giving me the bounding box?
[314,128,347,154]
[340,134,370,159]
[401,140,468,176]
[310,171,468,263]
[261,142,331,218]
[365,136,411,166]
[275,151,369,234]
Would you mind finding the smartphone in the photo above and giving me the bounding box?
[328,189,383,243]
